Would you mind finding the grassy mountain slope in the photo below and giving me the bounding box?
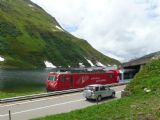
[34,59,160,119]
[0,0,119,69]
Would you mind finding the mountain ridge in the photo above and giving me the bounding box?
[0,0,120,68]
[122,51,160,67]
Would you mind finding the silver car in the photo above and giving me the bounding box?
[83,84,115,101]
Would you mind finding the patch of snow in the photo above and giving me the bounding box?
[104,65,118,71]
[95,62,118,70]
[79,62,85,68]
[96,61,105,67]
[28,4,34,8]
[56,25,64,31]
[44,61,56,68]
[0,56,5,62]
[107,64,111,66]
[85,58,94,66]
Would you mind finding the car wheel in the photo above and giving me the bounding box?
[97,95,102,101]
[111,92,115,98]
[86,98,89,101]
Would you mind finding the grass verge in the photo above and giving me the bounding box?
[33,94,160,120]
[0,88,45,99]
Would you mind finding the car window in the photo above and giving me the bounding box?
[95,87,99,91]
[100,86,105,91]
[105,86,110,91]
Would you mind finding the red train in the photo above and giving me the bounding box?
[46,67,120,91]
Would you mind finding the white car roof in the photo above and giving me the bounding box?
[87,84,102,87]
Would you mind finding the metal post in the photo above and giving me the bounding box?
[9,110,11,120]
[96,96,98,105]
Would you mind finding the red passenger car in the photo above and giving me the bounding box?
[46,67,120,91]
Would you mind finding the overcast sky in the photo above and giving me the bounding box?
[31,0,160,62]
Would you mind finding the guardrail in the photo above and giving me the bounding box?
[0,82,128,104]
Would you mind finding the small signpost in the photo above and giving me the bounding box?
[9,110,11,120]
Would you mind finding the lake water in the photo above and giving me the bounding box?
[0,69,53,91]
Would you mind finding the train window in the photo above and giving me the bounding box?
[48,76,57,81]
[60,75,66,82]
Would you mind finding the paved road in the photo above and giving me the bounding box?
[0,85,126,120]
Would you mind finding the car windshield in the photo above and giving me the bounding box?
[48,76,57,81]
[85,86,94,90]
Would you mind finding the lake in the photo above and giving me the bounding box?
[0,68,53,91]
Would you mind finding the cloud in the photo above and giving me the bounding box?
[31,0,160,62]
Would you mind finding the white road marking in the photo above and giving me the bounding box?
[0,92,83,108]
[0,99,85,117]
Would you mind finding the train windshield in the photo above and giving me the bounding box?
[48,76,57,81]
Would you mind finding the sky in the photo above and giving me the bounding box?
[31,0,160,62]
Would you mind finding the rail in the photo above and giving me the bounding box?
[0,82,128,104]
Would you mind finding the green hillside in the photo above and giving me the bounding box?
[0,0,119,69]
[34,59,160,119]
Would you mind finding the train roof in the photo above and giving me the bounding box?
[50,67,118,74]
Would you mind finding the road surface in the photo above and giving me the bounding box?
[0,85,126,120]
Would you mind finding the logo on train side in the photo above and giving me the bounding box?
[77,75,89,84]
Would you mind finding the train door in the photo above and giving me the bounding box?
[70,75,74,89]
[119,70,124,81]
[59,75,67,90]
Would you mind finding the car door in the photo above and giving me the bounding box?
[105,86,112,97]
[99,86,106,98]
